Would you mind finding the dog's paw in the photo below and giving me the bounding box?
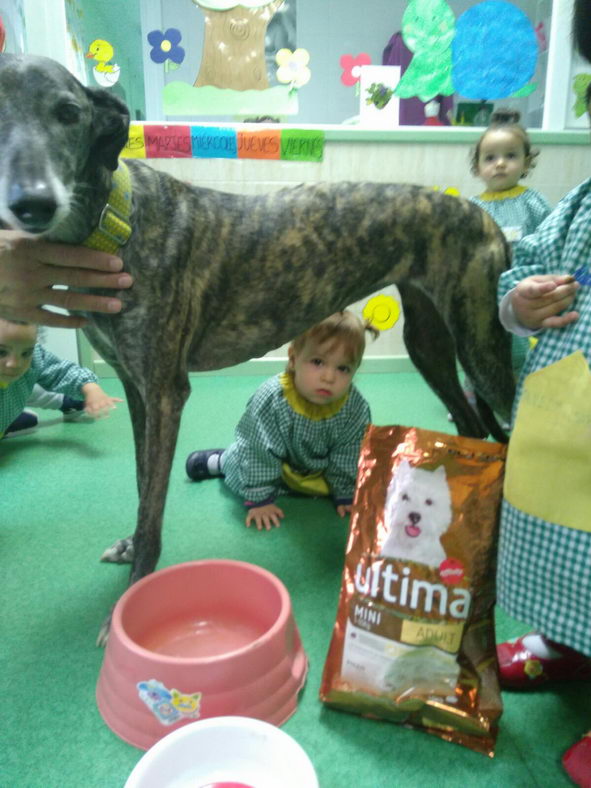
[100,536,134,563]
[96,611,113,648]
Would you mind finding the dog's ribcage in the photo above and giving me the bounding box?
[93,163,508,381]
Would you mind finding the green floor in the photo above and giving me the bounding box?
[3,372,589,787]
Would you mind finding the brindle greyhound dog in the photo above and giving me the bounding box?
[0,55,514,642]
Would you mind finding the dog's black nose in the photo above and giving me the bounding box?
[8,183,58,231]
[409,512,421,524]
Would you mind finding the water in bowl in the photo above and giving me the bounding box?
[139,614,265,658]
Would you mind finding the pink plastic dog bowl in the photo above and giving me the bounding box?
[96,560,308,750]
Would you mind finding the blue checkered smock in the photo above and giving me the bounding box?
[470,185,552,243]
[0,345,98,438]
[496,178,591,655]
[221,372,371,507]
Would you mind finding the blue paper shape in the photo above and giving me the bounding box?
[191,127,237,159]
[452,0,538,99]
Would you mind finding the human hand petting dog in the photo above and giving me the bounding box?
[81,382,123,418]
[245,502,285,531]
[512,274,580,330]
[0,231,133,328]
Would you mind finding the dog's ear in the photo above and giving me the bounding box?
[85,87,130,171]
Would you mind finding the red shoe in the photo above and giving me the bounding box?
[497,634,591,689]
[563,733,591,788]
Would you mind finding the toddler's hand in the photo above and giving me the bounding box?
[82,382,123,418]
[336,504,352,518]
[512,274,579,330]
[245,503,285,531]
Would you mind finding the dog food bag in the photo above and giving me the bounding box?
[319,425,507,756]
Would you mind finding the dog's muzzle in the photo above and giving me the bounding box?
[8,182,58,233]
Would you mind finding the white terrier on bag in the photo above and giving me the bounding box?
[380,460,452,567]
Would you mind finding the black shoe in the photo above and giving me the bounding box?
[60,396,85,414]
[186,449,224,481]
[4,409,39,438]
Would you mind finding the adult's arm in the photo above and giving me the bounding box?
[0,232,133,328]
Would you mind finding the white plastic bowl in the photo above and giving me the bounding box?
[124,716,319,788]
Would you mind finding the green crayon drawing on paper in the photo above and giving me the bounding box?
[395,0,455,103]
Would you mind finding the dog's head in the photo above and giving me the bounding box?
[0,53,130,237]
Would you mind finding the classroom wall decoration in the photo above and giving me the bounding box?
[122,123,324,162]
[572,73,591,119]
[86,38,121,87]
[147,28,185,72]
[61,0,552,126]
[451,0,538,99]
[359,65,400,126]
[0,0,26,55]
[394,0,455,103]
[362,295,401,331]
[275,47,310,90]
[566,50,591,129]
[193,0,284,90]
[159,0,304,118]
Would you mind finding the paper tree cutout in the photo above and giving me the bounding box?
[362,295,400,331]
[395,0,455,102]
[191,0,284,90]
[452,1,538,99]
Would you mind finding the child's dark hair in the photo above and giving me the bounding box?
[289,311,379,368]
[470,108,539,177]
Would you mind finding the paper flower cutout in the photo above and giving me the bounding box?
[363,295,400,331]
[275,48,311,89]
[340,53,372,87]
[148,28,185,67]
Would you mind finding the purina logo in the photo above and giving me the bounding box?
[354,560,471,620]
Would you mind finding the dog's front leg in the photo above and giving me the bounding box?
[130,377,190,584]
[97,374,191,645]
[100,375,147,564]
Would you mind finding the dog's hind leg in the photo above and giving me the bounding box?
[398,283,487,439]
[100,375,146,564]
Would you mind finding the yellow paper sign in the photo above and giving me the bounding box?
[504,351,591,532]
[122,124,146,158]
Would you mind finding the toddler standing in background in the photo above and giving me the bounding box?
[459,110,552,416]
[186,311,377,531]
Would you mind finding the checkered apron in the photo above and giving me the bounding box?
[496,179,591,656]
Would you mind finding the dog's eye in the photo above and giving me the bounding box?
[55,101,81,125]
[401,493,410,501]
[425,498,433,506]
